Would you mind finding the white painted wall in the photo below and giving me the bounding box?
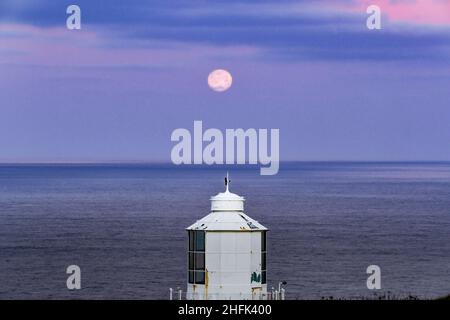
[187,231,267,300]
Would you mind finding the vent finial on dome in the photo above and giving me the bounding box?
[225,172,230,192]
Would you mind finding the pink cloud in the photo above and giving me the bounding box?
[0,24,260,68]
[351,0,450,25]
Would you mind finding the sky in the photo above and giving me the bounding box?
[0,0,449,162]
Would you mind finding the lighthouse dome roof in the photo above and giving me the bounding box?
[208,172,246,212]
[187,173,267,231]
[210,189,245,212]
[210,189,244,201]
[186,210,267,231]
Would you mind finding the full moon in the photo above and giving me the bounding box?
[208,69,232,92]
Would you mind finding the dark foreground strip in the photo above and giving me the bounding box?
[1,300,448,319]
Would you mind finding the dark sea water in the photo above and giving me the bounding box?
[0,162,449,299]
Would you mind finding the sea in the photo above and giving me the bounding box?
[0,162,449,299]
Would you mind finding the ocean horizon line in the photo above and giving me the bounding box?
[0,160,449,166]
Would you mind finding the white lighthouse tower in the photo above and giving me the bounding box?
[186,173,268,300]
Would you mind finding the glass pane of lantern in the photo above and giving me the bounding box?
[261,231,267,252]
[261,252,266,270]
[195,271,205,284]
[195,252,205,270]
[189,252,194,270]
[189,231,194,251]
[195,231,205,251]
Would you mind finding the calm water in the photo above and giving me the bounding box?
[0,162,449,299]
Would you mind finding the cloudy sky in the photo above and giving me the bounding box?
[0,0,449,162]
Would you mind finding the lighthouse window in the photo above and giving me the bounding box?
[195,231,205,251]
[188,230,206,284]
[261,231,267,284]
[188,230,205,251]
[261,252,266,270]
[262,231,267,252]
[195,252,205,269]
[195,271,205,284]
[189,231,195,251]
[261,253,267,284]
[189,253,195,269]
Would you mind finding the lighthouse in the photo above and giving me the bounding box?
[186,174,268,300]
